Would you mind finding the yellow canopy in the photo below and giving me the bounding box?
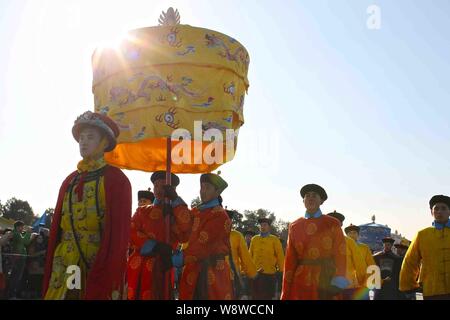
[92,9,250,173]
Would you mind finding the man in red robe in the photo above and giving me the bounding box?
[127,171,191,300]
[137,189,155,207]
[174,173,234,300]
[281,184,348,300]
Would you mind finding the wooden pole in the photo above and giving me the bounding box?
[164,136,172,299]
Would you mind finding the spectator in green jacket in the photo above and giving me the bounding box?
[8,221,37,299]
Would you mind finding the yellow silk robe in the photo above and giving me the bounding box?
[345,236,367,289]
[400,227,450,297]
[249,234,284,275]
[230,230,257,278]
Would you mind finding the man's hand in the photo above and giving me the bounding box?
[402,288,420,300]
[172,250,184,268]
[382,276,391,285]
[252,268,264,280]
[163,185,178,201]
[327,285,343,297]
[140,239,158,256]
[404,292,417,300]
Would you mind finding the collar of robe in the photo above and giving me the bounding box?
[305,208,322,219]
[198,198,220,212]
[77,156,107,173]
[432,219,450,230]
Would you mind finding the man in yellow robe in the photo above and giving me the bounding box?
[345,224,376,299]
[394,239,409,258]
[400,194,450,300]
[44,111,131,300]
[226,210,257,299]
[345,224,376,268]
[249,217,284,300]
[327,212,366,300]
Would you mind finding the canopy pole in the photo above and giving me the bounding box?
[164,136,173,299]
[166,136,172,186]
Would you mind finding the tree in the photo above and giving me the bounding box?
[231,208,290,248]
[224,208,245,231]
[0,200,4,216]
[273,220,289,248]
[2,197,35,225]
[238,208,276,234]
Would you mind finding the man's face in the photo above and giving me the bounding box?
[79,127,103,159]
[303,192,323,213]
[432,202,450,224]
[259,222,270,234]
[138,198,152,207]
[396,247,407,256]
[153,180,166,200]
[16,225,24,233]
[36,235,44,244]
[200,182,219,203]
[347,230,359,242]
[383,242,393,252]
[245,234,252,243]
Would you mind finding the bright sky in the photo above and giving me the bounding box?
[1,0,450,240]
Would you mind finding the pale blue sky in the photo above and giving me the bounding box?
[1,0,449,239]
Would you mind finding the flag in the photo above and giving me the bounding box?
[32,212,47,232]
